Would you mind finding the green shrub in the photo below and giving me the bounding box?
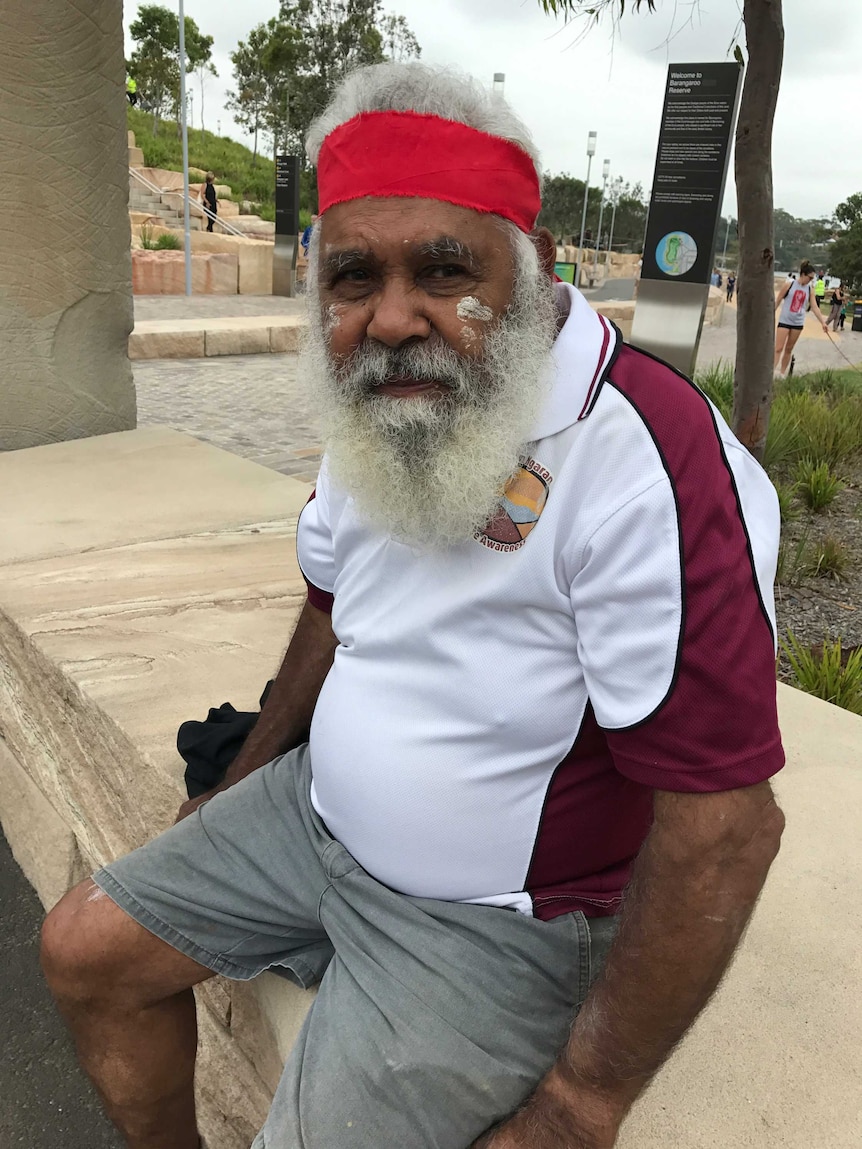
[775,532,810,588]
[795,459,844,511]
[153,232,182,250]
[782,631,862,715]
[695,360,733,421]
[773,480,797,524]
[806,535,849,580]
[139,225,156,250]
[795,394,862,468]
[762,395,802,471]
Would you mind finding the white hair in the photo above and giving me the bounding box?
[305,61,542,181]
[299,218,557,550]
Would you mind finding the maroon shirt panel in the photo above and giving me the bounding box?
[603,345,784,791]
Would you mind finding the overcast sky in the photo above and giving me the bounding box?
[124,0,862,220]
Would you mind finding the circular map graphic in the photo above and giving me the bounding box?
[656,231,698,276]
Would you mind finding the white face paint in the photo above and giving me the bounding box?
[456,296,494,322]
[460,324,478,346]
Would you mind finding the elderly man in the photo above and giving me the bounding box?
[41,63,784,1149]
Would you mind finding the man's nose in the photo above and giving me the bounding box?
[365,277,431,347]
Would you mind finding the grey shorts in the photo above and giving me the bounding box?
[94,746,618,1149]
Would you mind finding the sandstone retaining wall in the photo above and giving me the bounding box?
[0,428,858,1148]
[132,250,239,294]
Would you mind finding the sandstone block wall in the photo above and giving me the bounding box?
[0,428,859,1147]
[132,250,239,295]
[0,428,317,1148]
[0,0,136,451]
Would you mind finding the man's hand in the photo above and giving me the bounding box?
[471,1068,624,1149]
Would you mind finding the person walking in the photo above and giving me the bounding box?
[726,272,736,302]
[201,172,217,233]
[827,284,845,331]
[814,273,826,313]
[126,77,138,107]
[774,260,829,376]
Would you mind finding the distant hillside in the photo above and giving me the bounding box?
[127,107,312,225]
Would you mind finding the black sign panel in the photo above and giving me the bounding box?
[275,155,301,237]
[641,63,742,285]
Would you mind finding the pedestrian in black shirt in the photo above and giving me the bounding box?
[202,173,217,232]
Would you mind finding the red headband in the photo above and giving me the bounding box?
[317,110,541,233]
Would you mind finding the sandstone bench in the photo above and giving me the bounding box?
[0,427,858,1147]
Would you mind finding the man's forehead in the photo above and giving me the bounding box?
[318,197,504,252]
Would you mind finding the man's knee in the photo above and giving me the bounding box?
[42,877,214,1011]
[41,879,130,1007]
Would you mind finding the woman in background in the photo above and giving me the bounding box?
[774,260,829,377]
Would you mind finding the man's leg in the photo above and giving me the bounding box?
[255,836,619,1149]
[42,882,212,1149]
[42,748,332,1149]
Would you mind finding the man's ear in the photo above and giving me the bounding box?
[532,227,558,279]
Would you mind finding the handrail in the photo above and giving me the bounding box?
[129,167,246,239]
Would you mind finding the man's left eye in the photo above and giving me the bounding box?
[425,265,466,279]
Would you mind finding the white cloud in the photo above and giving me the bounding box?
[125,0,862,220]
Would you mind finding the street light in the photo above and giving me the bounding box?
[492,73,506,98]
[593,158,611,276]
[576,131,597,290]
[178,0,191,295]
[607,175,623,262]
[721,214,734,267]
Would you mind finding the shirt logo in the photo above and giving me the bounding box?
[475,458,553,553]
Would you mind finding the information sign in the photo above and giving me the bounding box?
[641,63,742,285]
[274,155,301,296]
[631,62,742,375]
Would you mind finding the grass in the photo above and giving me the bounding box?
[139,226,183,251]
[695,360,733,421]
[795,459,844,511]
[128,106,315,219]
[775,531,810,588]
[782,631,862,714]
[153,232,182,250]
[805,535,849,580]
[773,480,798,524]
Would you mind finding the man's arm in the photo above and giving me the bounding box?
[177,600,337,819]
[475,781,785,1149]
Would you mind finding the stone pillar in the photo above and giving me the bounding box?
[0,0,136,451]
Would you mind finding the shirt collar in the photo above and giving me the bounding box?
[530,282,622,441]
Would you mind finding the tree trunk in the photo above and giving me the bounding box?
[731,0,784,463]
[252,118,259,167]
[199,68,206,133]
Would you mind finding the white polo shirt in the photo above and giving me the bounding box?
[297,283,784,918]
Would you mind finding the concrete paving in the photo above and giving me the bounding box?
[0,829,121,1149]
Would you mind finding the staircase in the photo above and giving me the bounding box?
[129,182,189,230]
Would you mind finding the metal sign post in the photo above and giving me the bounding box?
[630,62,742,375]
[273,155,301,297]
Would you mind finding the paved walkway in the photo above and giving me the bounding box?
[133,302,862,482]
[0,831,121,1148]
[134,295,305,321]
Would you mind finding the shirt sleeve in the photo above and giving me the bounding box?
[570,468,784,794]
[296,462,336,613]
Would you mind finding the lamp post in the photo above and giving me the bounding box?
[593,158,611,276]
[576,131,597,290]
[721,214,733,267]
[178,0,191,295]
[492,73,506,98]
[607,175,623,262]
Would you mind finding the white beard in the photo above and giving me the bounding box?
[298,232,559,550]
